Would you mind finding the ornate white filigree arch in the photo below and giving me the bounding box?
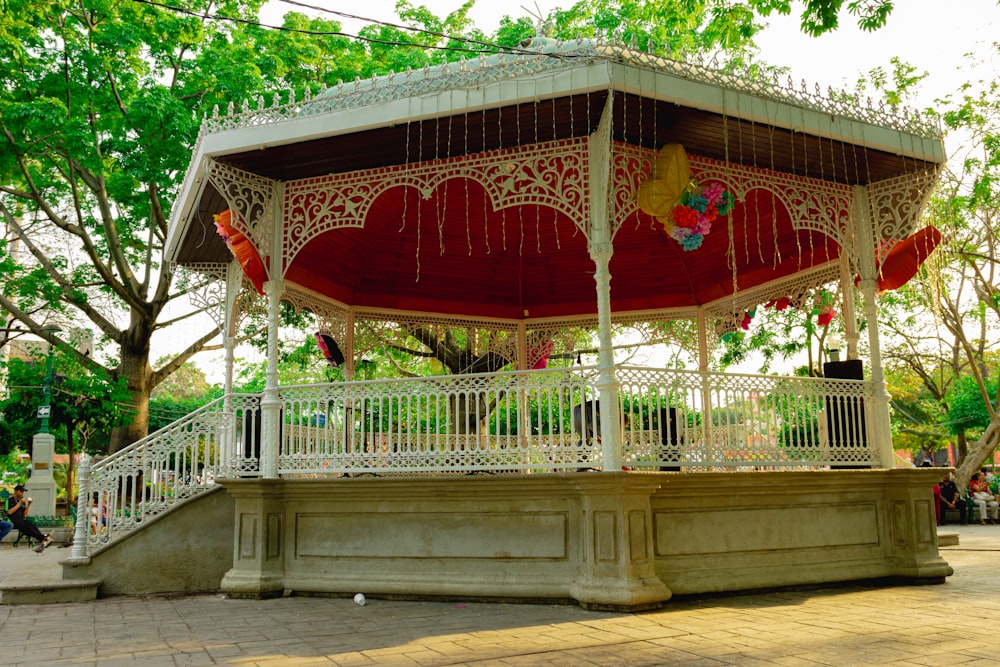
[611,144,856,251]
[867,169,941,264]
[205,160,276,269]
[282,286,350,345]
[281,138,591,273]
[173,262,230,331]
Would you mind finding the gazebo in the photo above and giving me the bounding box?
[64,37,950,610]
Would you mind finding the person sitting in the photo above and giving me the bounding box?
[0,518,12,545]
[5,485,52,552]
[939,473,967,525]
[969,472,999,525]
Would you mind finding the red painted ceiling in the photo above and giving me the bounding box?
[280,178,839,320]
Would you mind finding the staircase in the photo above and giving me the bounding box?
[0,397,249,605]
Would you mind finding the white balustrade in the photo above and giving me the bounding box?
[77,367,876,553]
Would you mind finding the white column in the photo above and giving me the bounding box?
[260,279,283,478]
[222,262,241,477]
[260,181,286,478]
[696,307,709,371]
[516,322,530,451]
[696,307,712,447]
[838,252,860,360]
[853,185,895,468]
[343,308,356,382]
[588,92,622,472]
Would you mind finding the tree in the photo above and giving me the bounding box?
[907,60,1000,488]
[148,360,222,433]
[747,0,894,36]
[0,348,132,502]
[715,285,845,375]
[0,0,368,451]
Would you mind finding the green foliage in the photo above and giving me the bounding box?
[947,375,998,437]
[715,286,845,374]
[885,365,949,454]
[0,350,133,457]
[748,0,893,36]
[544,0,761,56]
[0,451,30,485]
[762,387,821,449]
[29,514,75,528]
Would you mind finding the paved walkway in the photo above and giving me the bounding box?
[0,525,995,666]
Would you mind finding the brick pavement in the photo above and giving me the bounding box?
[0,525,995,666]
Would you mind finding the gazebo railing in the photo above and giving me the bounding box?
[75,393,261,551]
[74,367,876,551]
[274,366,877,474]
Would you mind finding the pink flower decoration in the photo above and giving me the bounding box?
[701,182,725,203]
[663,182,735,252]
[816,307,837,326]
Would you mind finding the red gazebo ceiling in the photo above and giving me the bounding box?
[281,179,837,320]
[175,91,900,319]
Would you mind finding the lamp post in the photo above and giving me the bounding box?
[39,324,62,434]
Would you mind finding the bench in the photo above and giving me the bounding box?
[943,492,995,524]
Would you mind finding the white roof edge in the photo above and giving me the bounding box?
[197,40,941,149]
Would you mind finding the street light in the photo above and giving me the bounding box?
[39,324,62,434]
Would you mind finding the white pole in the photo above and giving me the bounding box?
[853,185,895,468]
[588,91,622,472]
[69,454,90,561]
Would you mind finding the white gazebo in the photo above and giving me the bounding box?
[62,38,950,610]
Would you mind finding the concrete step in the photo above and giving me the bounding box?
[938,531,960,547]
[0,542,100,605]
[0,577,100,605]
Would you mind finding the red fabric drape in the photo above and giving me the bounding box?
[215,209,267,295]
[878,226,942,292]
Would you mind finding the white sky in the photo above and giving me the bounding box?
[179,0,1000,382]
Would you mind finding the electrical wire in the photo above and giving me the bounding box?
[129,0,549,58]
[276,0,523,53]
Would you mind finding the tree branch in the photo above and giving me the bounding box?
[150,325,222,388]
[0,201,124,342]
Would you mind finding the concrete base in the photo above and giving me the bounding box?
[60,486,235,597]
[217,468,950,610]
[650,468,952,594]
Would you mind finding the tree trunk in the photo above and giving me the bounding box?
[450,393,489,434]
[108,326,154,453]
[954,419,1000,491]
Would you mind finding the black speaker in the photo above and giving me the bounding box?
[823,360,869,469]
[658,406,683,472]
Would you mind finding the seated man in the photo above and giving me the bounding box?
[5,485,52,552]
[0,518,11,545]
[938,473,967,525]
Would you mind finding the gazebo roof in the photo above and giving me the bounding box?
[167,40,945,323]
